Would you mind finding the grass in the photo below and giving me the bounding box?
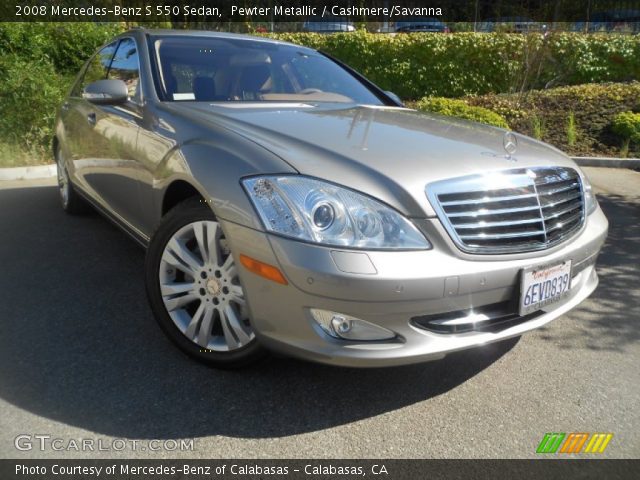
[620,138,631,158]
[566,112,577,147]
[0,142,51,168]
[531,114,545,140]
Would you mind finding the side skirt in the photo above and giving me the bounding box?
[73,184,150,249]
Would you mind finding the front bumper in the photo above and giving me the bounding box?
[222,205,608,367]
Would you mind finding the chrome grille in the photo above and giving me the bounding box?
[427,167,585,254]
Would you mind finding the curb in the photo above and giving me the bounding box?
[0,164,57,181]
[573,157,640,169]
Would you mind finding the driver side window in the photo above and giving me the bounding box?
[72,42,117,97]
[108,38,141,103]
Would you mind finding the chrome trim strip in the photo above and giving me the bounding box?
[439,192,538,206]
[454,217,543,229]
[446,204,541,217]
[538,182,580,196]
[541,191,582,208]
[429,312,492,326]
[460,230,546,240]
[545,212,583,233]
[544,203,582,220]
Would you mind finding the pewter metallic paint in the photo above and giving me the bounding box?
[55,29,608,366]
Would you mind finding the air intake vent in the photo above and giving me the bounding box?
[427,167,585,254]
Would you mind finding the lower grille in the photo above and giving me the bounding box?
[412,301,543,334]
[427,167,585,254]
[413,262,592,335]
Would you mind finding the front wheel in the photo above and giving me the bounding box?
[145,198,266,368]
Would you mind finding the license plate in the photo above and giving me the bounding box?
[519,260,572,316]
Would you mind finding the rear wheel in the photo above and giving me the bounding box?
[145,198,265,368]
[55,146,88,214]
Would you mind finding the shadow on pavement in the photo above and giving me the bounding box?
[1,185,517,439]
[537,194,640,352]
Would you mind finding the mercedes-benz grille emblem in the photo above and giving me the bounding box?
[503,131,518,156]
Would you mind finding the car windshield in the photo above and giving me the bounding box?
[151,35,384,105]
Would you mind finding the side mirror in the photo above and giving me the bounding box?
[384,90,403,106]
[82,79,128,105]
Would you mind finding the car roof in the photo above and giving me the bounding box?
[484,17,534,22]
[397,17,443,23]
[305,15,350,22]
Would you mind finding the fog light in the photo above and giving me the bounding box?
[309,309,396,341]
[331,315,352,334]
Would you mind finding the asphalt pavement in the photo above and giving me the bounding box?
[0,168,638,459]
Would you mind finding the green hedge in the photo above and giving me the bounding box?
[466,82,640,156]
[612,111,640,156]
[0,54,68,150]
[0,23,126,153]
[1,23,639,157]
[0,22,125,75]
[612,111,640,143]
[270,31,640,99]
[3,25,633,100]
[415,97,509,128]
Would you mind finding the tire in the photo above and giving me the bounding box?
[145,197,266,368]
[55,146,89,214]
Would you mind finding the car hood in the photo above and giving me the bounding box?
[164,103,578,217]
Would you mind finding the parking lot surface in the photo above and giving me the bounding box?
[0,167,638,458]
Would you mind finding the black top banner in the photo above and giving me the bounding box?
[2,0,640,23]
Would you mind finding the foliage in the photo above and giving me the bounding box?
[0,22,126,75]
[0,142,49,168]
[0,54,71,150]
[566,112,577,147]
[269,31,640,99]
[0,23,638,163]
[611,111,640,157]
[415,97,509,128]
[530,114,545,140]
[467,82,640,156]
[611,112,640,143]
[0,23,126,157]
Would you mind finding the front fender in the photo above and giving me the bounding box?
[154,139,296,230]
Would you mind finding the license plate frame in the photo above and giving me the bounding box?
[519,260,572,316]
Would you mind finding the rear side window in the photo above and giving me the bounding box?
[73,41,117,96]
[108,38,141,101]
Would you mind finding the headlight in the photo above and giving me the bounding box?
[242,176,431,250]
[581,171,598,215]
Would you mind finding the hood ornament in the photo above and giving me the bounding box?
[503,131,518,157]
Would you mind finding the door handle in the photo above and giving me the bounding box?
[87,112,97,126]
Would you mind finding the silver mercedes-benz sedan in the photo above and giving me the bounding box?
[54,29,608,368]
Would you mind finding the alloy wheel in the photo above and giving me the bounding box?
[158,220,254,351]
